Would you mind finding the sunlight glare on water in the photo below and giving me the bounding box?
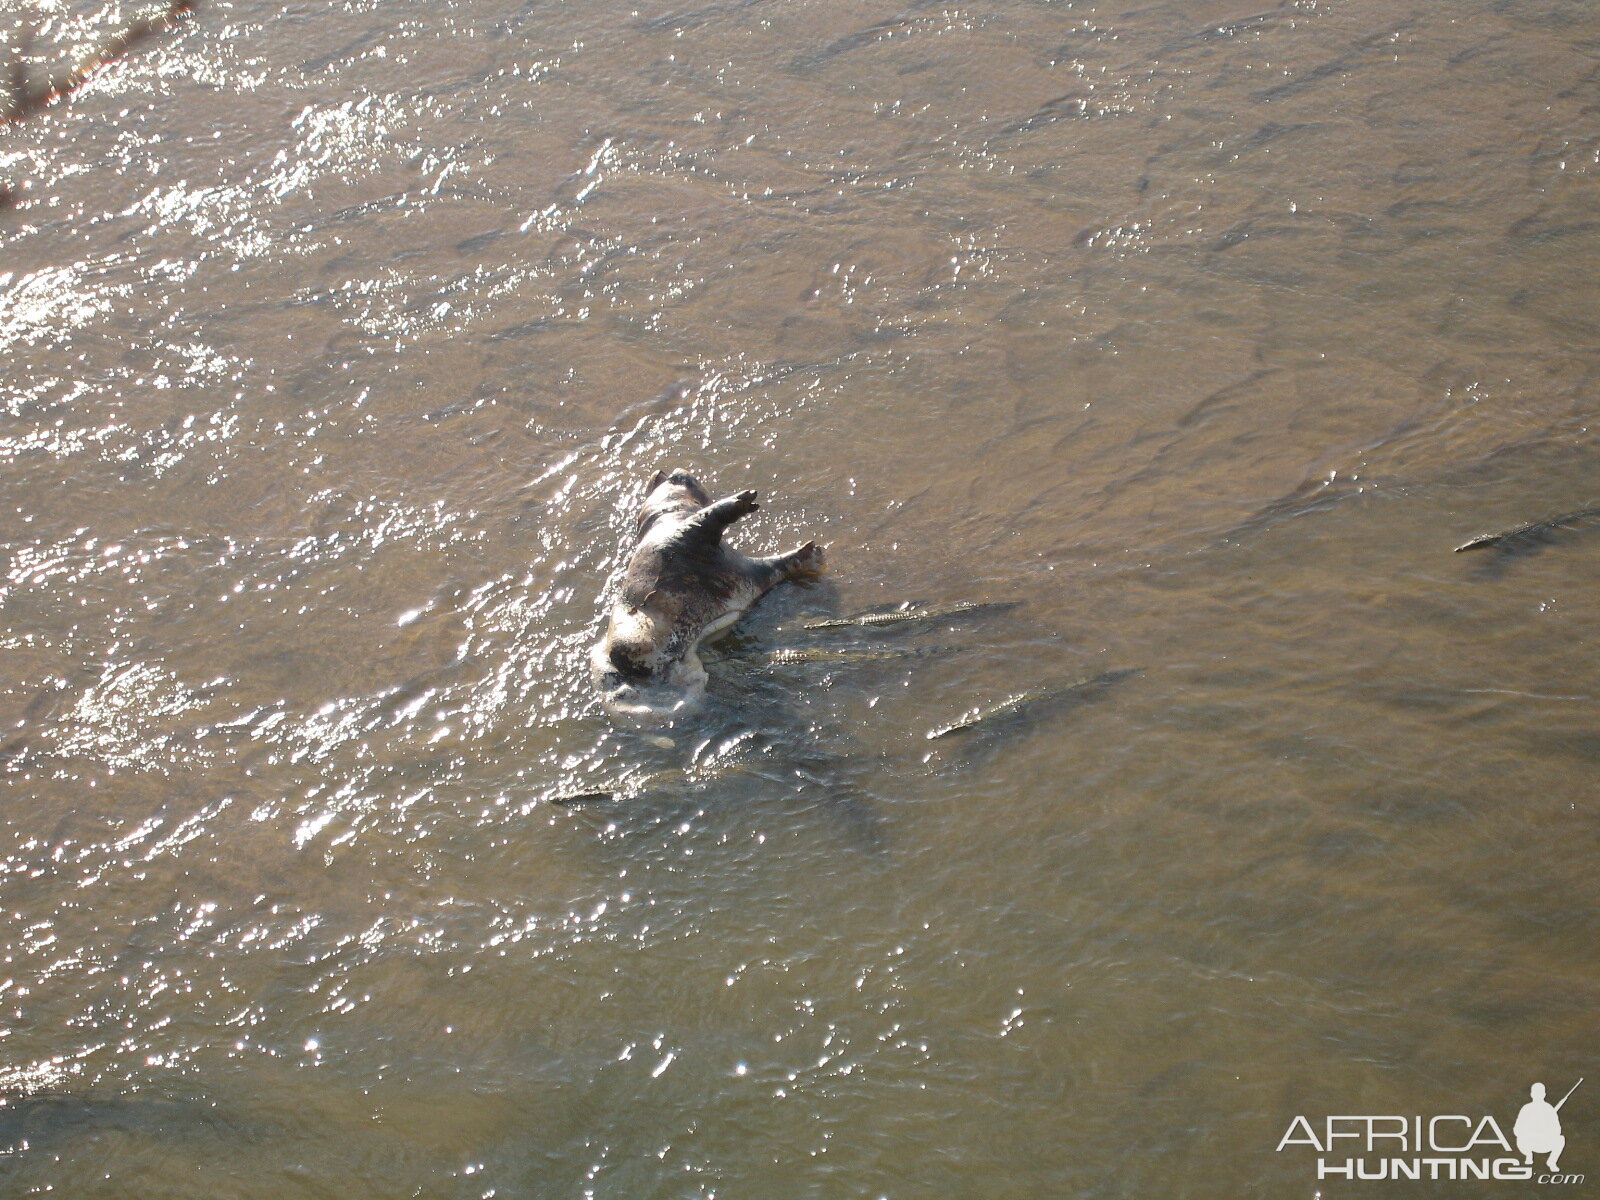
[1,0,1598,1196]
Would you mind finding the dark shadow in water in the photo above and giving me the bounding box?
[785,0,953,74]
[560,580,1135,863]
[563,651,891,858]
[0,1087,241,1158]
[571,749,889,860]
[2,1,198,206]
[637,0,777,35]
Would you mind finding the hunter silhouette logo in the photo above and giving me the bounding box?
[1277,1077,1585,1184]
[1516,1079,1580,1172]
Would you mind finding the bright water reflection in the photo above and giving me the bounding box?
[1,0,1598,1196]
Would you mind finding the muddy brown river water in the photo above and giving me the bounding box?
[2,0,1598,1196]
